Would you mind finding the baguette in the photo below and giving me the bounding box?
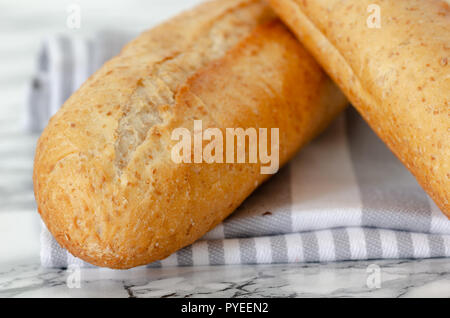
[33,0,347,269]
[269,0,450,216]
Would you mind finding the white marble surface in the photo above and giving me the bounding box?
[0,0,449,298]
[0,258,449,298]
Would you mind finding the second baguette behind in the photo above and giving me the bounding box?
[269,0,450,216]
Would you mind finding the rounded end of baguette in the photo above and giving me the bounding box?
[33,120,170,269]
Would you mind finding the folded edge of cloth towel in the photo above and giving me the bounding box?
[41,223,450,268]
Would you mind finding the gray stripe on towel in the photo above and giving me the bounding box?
[302,232,319,262]
[363,228,383,259]
[332,229,352,261]
[177,245,193,266]
[147,261,162,268]
[270,235,288,263]
[396,231,414,259]
[239,238,257,264]
[58,36,74,107]
[50,236,65,268]
[208,240,225,265]
[428,235,445,258]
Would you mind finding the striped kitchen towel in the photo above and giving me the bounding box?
[31,33,450,268]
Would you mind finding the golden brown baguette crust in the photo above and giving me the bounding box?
[34,0,347,269]
[270,0,450,217]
